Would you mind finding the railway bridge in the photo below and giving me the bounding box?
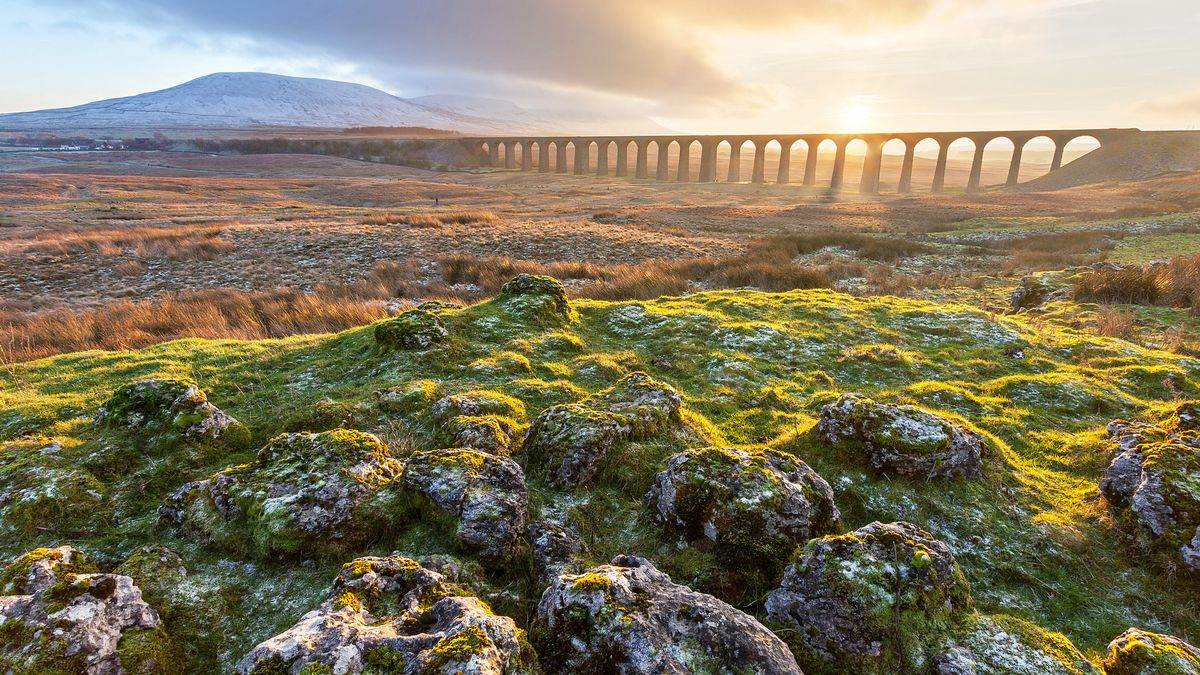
[460,128,1138,193]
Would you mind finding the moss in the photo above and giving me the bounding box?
[332,590,362,612]
[571,573,612,593]
[1103,629,1200,675]
[364,646,407,674]
[424,625,491,671]
[117,626,184,675]
[249,657,294,675]
[298,664,335,675]
[0,547,95,595]
[374,309,447,351]
[496,274,577,326]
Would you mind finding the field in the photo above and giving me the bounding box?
[3,144,1200,673]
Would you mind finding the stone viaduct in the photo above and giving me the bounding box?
[460,128,1138,193]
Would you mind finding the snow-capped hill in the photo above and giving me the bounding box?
[0,72,552,134]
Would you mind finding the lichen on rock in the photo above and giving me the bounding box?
[445,415,518,455]
[95,377,250,450]
[524,372,682,486]
[0,546,176,675]
[1102,627,1200,675]
[401,448,530,561]
[643,446,840,569]
[159,429,404,559]
[818,392,985,479]
[765,521,974,673]
[1100,404,1200,572]
[533,554,802,674]
[236,555,533,674]
[528,520,583,583]
[374,309,448,351]
[0,436,107,536]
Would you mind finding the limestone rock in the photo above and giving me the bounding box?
[159,429,404,559]
[94,377,249,448]
[374,309,448,350]
[534,554,801,674]
[524,372,682,486]
[766,521,973,672]
[497,274,576,325]
[1010,276,1070,312]
[1102,628,1200,675]
[447,415,517,455]
[401,448,530,561]
[0,546,173,675]
[1100,406,1200,572]
[432,390,527,425]
[236,556,533,674]
[643,446,840,567]
[528,520,583,583]
[818,393,985,479]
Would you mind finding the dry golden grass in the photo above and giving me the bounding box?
[1075,255,1200,308]
[1093,306,1138,340]
[10,223,234,260]
[358,211,498,227]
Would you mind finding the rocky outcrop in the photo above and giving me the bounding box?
[818,393,985,479]
[374,309,448,351]
[1102,628,1200,674]
[1010,275,1070,312]
[446,415,517,455]
[766,521,973,673]
[534,554,801,674]
[159,429,404,559]
[497,274,576,326]
[1100,405,1200,572]
[643,446,840,567]
[0,546,175,675]
[524,372,682,486]
[939,614,1097,675]
[401,448,530,561]
[236,556,533,674]
[94,377,250,449]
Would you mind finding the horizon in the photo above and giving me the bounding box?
[2,0,1199,134]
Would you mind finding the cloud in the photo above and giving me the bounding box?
[44,0,1065,112]
[1136,89,1200,116]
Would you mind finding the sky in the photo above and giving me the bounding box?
[2,0,1199,134]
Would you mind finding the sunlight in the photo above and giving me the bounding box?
[839,103,871,132]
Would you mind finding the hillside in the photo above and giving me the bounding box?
[1,278,1198,672]
[0,72,551,135]
[1024,130,1200,190]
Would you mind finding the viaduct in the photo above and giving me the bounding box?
[459,128,1138,193]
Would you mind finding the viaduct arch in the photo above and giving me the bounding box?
[464,128,1136,193]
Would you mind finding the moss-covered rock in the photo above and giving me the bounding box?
[765,521,974,673]
[533,554,801,674]
[95,377,250,451]
[1100,408,1200,572]
[0,545,173,674]
[236,556,533,674]
[159,429,404,559]
[1102,628,1200,675]
[373,309,448,351]
[432,390,527,425]
[1010,275,1070,313]
[528,520,583,584]
[0,436,107,536]
[818,393,985,479]
[940,614,1097,675]
[401,448,529,561]
[644,446,840,572]
[445,415,518,455]
[114,545,187,615]
[524,372,682,486]
[497,274,576,326]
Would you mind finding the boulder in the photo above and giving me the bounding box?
[643,446,840,567]
[431,390,527,425]
[1100,407,1200,572]
[401,448,530,561]
[446,415,517,455]
[374,309,448,351]
[94,377,249,449]
[940,614,1097,675]
[497,274,576,326]
[818,393,985,479]
[416,300,464,312]
[524,372,682,486]
[1102,628,1200,675]
[1010,276,1070,312]
[236,556,534,675]
[159,429,404,559]
[765,521,974,673]
[528,520,583,583]
[533,554,801,674]
[0,546,176,675]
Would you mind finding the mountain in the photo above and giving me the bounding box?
[0,72,602,135]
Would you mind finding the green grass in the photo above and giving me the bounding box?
[1110,232,1200,264]
[2,286,1199,669]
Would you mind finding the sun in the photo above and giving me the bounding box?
[840,103,871,132]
